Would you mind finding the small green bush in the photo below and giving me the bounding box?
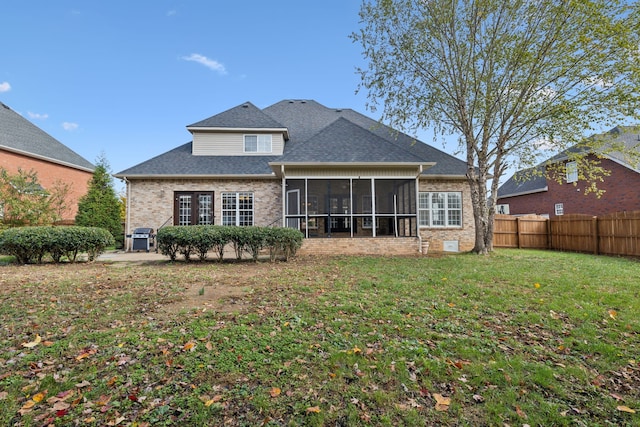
[155,225,303,262]
[0,226,114,264]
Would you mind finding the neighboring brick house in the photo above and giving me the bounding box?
[0,102,94,222]
[497,126,640,218]
[115,100,474,254]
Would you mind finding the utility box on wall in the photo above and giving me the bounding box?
[443,240,459,252]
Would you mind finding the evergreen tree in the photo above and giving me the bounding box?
[75,156,123,248]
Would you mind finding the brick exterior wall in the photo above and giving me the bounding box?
[126,176,476,254]
[125,178,282,235]
[298,237,421,256]
[0,149,92,221]
[498,157,640,218]
[418,179,476,252]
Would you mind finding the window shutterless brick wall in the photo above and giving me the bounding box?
[125,176,476,254]
[0,149,93,221]
[497,157,640,218]
[125,178,282,234]
[418,179,475,252]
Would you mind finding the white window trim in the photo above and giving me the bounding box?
[566,161,578,183]
[555,203,564,216]
[244,134,272,153]
[496,204,510,215]
[418,191,463,228]
[222,192,254,226]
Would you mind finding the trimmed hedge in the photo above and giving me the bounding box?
[0,226,115,264]
[156,225,303,262]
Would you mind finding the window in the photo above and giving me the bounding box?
[244,134,272,153]
[566,161,578,183]
[555,203,564,216]
[174,192,214,226]
[418,192,462,227]
[496,204,510,215]
[222,192,254,226]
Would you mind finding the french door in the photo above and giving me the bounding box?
[174,191,214,225]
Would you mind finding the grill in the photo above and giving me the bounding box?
[130,227,155,252]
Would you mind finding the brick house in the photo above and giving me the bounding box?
[0,102,94,222]
[115,100,475,255]
[497,126,640,218]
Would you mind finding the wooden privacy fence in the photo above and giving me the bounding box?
[493,211,640,257]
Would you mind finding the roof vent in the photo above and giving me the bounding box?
[301,100,306,104]
[1,103,9,110]
[242,103,249,108]
[335,109,342,112]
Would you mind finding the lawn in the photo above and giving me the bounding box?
[1,250,639,426]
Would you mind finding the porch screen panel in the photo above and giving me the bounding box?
[352,179,372,214]
[374,179,416,215]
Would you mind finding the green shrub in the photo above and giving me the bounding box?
[0,226,114,264]
[155,225,303,262]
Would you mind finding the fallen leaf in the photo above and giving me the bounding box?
[20,400,36,411]
[183,341,196,351]
[75,380,91,388]
[617,406,636,413]
[609,309,618,320]
[516,405,527,419]
[95,394,112,406]
[21,334,42,348]
[203,395,223,406]
[473,394,485,403]
[433,393,450,411]
[306,406,321,413]
[32,391,47,403]
[269,387,281,397]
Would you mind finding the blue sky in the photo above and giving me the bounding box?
[1,1,459,191]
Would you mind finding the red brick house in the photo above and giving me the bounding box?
[0,102,94,222]
[497,126,640,218]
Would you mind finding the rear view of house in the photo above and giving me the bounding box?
[0,102,94,222]
[115,100,475,255]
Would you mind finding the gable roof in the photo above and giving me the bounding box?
[187,102,288,133]
[497,126,640,198]
[116,99,468,178]
[0,102,94,172]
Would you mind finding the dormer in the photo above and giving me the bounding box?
[186,102,289,156]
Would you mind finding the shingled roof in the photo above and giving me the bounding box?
[116,99,468,177]
[0,102,94,171]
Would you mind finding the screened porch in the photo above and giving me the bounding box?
[284,178,418,238]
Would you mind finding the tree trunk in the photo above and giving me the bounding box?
[468,174,491,255]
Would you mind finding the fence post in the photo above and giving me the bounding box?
[592,216,599,255]
[516,217,521,249]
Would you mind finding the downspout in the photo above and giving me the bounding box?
[281,165,286,227]
[123,176,131,252]
[417,165,423,253]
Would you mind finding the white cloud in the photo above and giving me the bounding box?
[167,10,177,17]
[28,111,48,120]
[62,122,79,131]
[0,81,11,92]
[182,53,227,75]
